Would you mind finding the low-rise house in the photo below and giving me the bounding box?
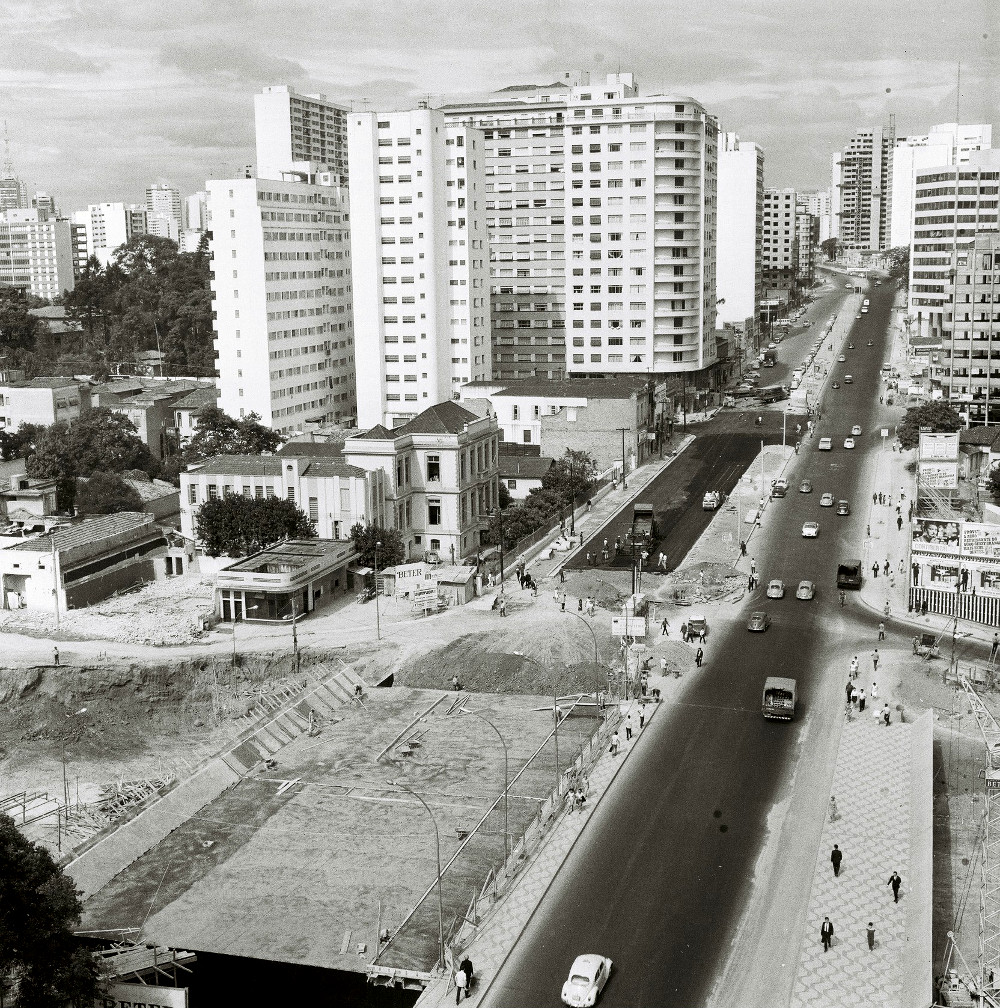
[0,367,91,431]
[498,454,553,500]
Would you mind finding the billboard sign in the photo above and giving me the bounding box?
[611,616,647,638]
[97,983,188,1008]
[918,432,960,461]
[912,518,961,554]
[918,461,959,489]
[962,523,1000,559]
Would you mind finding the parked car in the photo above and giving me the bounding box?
[820,493,834,507]
[766,579,785,598]
[796,580,815,600]
[562,955,612,1006]
[772,478,788,498]
[801,521,820,538]
[686,615,708,639]
[747,611,771,632]
[836,500,851,515]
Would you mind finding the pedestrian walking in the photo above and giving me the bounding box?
[587,598,595,617]
[883,601,891,618]
[873,492,878,505]
[872,649,880,671]
[499,597,507,617]
[661,618,669,636]
[695,647,704,668]
[897,516,903,531]
[658,551,667,571]
[610,731,621,756]
[872,562,879,579]
[560,592,567,611]
[831,845,843,877]
[887,871,902,903]
[639,706,646,728]
[851,686,859,708]
[660,656,668,677]
[681,622,688,641]
[883,559,890,577]
[740,539,747,557]
[866,524,871,537]
[878,621,885,641]
[867,923,876,951]
[585,551,591,566]
[871,681,878,700]
[578,596,584,611]
[454,968,467,1003]
[858,687,866,712]
[603,538,608,552]
[624,714,633,740]
[846,679,855,703]
[991,633,1000,663]
[850,656,859,679]
[839,590,846,607]
[559,569,566,584]
[52,645,60,667]
[602,548,609,563]
[921,598,929,616]
[748,575,755,591]
[821,917,834,951]
[460,958,474,995]
[750,559,757,576]
[882,703,891,726]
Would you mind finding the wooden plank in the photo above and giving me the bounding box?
[340,929,352,955]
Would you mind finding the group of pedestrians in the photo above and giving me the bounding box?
[845,654,891,726]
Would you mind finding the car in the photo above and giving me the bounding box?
[863,299,870,306]
[820,492,835,507]
[562,955,612,1006]
[818,437,832,450]
[843,437,855,449]
[767,341,778,349]
[867,340,873,346]
[747,611,771,631]
[843,375,853,384]
[851,424,862,436]
[861,307,869,313]
[837,354,846,362]
[847,343,854,349]
[799,479,813,493]
[832,381,840,388]
[796,580,815,600]
[836,500,851,515]
[844,282,854,289]
[802,521,820,538]
[771,478,788,498]
[702,490,722,510]
[687,615,708,639]
[875,280,882,286]
[766,579,785,598]
[856,314,863,319]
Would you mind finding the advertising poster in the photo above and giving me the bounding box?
[962,523,1000,559]
[918,461,959,489]
[929,565,959,586]
[912,518,962,554]
[918,432,960,461]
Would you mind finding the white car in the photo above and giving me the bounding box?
[766,579,785,599]
[818,437,832,450]
[802,521,820,538]
[562,954,612,1006]
[820,492,835,507]
[843,437,855,449]
[837,355,846,362]
[851,424,862,436]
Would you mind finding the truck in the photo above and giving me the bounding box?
[762,677,797,720]
[758,386,788,404]
[762,349,777,367]
[627,503,657,551]
[836,559,863,590]
[702,490,722,510]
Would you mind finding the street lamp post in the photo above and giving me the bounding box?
[616,428,629,489]
[458,707,509,863]
[390,780,445,969]
[490,509,505,591]
[374,541,382,642]
[568,455,576,536]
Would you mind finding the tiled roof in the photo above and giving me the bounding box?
[393,401,480,436]
[1,376,81,389]
[279,442,345,459]
[189,455,283,477]
[960,428,1000,448]
[28,305,67,319]
[302,461,366,479]
[352,423,394,441]
[4,512,154,553]
[498,455,554,480]
[122,477,181,502]
[496,81,568,92]
[490,377,648,400]
[172,387,217,410]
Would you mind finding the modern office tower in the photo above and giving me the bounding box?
[762,188,799,292]
[145,183,182,242]
[0,125,27,212]
[440,71,719,384]
[75,202,147,266]
[347,107,492,429]
[831,121,896,251]
[909,149,1000,341]
[943,232,1000,426]
[795,208,817,283]
[797,190,832,245]
[255,85,349,183]
[889,124,993,248]
[208,170,356,433]
[31,191,57,221]
[716,132,763,329]
[0,209,75,299]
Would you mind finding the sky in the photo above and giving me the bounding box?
[2,0,997,212]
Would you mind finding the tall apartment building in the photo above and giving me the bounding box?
[909,150,1000,340]
[347,108,492,429]
[145,183,182,242]
[186,190,209,230]
[797,190,832,245]
[74,202,147,267]
[831,121,896,251]
[208,171,356,433]
[0,174,27,212]
[255,85,349,184]
[795,208,817,283]
[440,71,719,384]
[942,232,1000,426]
[0,209,75,299]
[762,189,799,293]
[889,124,993,248]
[31,191,57,220]
[716,132,763,330]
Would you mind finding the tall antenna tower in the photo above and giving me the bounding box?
[2,120,13,177]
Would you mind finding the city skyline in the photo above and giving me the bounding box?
[3,0,997,211]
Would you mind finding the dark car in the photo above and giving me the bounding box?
[747,611,771,632]
[836,500,851,515]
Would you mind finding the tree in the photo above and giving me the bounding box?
[896,402,963,451]
[182,407,283,463]
[542,449,596,503]
[885,246,910,282]
[0,285,42,350]
[75,471,144,515]
[0,422,44,461]
[0,814,103,1007]
[819,237,838,261]
[349,523,406,570]
[195,495,315,557]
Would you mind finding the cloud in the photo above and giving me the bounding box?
[0,39,102,76]
[159,41,308,86]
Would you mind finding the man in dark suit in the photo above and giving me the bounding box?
[821,917,834,951]
[830,845,843,877]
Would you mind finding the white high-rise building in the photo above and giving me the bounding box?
[0,209,75,299]
[348,108,492,429]
[889,123,993,248]
[77,202,146,266]
[797,190,832,245]
[255,85,349,183]
[716,132,763,329]
[209,171,356,432]
[145,183,182,243]
[762,188,799,292]
[831,122,896,251]
[185,190,209,231]
[440,72,719,384]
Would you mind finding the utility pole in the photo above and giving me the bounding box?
[374,541,382,641]
[617,427,629,489]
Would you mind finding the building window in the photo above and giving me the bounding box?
[427,454,440,481]
[428,498,442,526]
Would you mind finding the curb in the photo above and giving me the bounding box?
[462,696,665,1006]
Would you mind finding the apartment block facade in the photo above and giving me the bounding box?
[909,150,1000,340]
[73,202,147,268]
[0,209,75,299]
[831,122,895,251]
[943,232,1000,426]
[795,208,817,284]
[762,189,799,292]
[797,190,832,245]
[440,72,719,385]
[716,132,763,329]
[347,108,492,429]
[209,173,356,433]
[145,183,182,242]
